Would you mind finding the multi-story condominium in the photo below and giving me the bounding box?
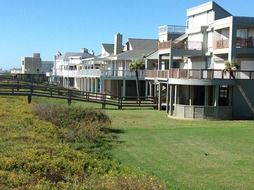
[21,53,42,74]
[53,33,158,98]
[145,1,254,119]
[13,53,54,81]
[52,48,94,88]
[100,33,158,97]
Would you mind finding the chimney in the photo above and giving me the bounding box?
[80,48,88,53]
[33,53,40,58]
[114,33,123,55]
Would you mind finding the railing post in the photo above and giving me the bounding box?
[200,69,203,79]
[67,90,71,105]
[118,96,122,109]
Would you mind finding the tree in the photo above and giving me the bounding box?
[129,59,145,100]
[223,60,239,79]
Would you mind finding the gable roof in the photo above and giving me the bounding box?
[128,38,158,51]
[57,52,94,61]
[102,43,114,54]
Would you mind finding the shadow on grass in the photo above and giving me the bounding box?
[105,128,125,134]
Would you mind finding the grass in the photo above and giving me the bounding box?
[0,96,165,189]
[107,110,254,189]
[2,96,254,189]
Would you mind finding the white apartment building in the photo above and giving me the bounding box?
[52,33,158,98]
[145,1,254,119]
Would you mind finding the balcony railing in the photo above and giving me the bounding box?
[215,39,229,49]
[159,25,186,34]
[145,69,254,80]
[102,70,145,78]
[158,40,202,50]
[236,38,254,48]
[53,69,144,78]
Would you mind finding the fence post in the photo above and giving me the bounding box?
[118,96,122,109]
[67,90,72,105]
[102,93,106,109]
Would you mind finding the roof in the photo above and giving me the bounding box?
[128,38,158,51]
[187,1,231,17]
[57,52,94,61]
[145,50,158,60]
[102,43,114,54]
[110,49,157,60]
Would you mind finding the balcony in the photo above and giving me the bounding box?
[236,38,254,48]
[158,40,202,50]
[159,25,186,34]
[102,70,144,78]
[214,39,229,49]
[145,69,254,80]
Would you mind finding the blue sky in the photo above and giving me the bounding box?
[0,0,253,70]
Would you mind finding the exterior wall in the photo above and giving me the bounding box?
[233,80,254,119]
[41,61,53,74]
[21,56,41,74]
[173,105,232,119]
[240,60,254,71]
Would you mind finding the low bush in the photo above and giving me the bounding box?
[34,104,111,143]
[0,99,166,189]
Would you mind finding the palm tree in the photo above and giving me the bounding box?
[223,60,239,79]
[129,59,145,100]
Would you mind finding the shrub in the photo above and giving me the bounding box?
[34,104,111,143]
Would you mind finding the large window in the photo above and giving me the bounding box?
[237,29,248,39]
[219,85,229,106]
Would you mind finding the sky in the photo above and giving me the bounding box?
[0,0,253,70]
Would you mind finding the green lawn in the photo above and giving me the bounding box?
[3,96,254,189]
[106,109,254,190]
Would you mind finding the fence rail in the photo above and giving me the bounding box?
[0,76,157,109]
[145,69,254,80]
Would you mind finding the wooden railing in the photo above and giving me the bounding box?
[236,39,254,48]
[145,69,254,80]
[0,77,157,109]
[158,41,202,50]
[215,39,229,49]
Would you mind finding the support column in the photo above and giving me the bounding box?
[91,78,94,92]
[169,85,173,116]
[214,86,220,106]
[149,82,152,97]
[95,78,98,93]
[166,83,169,113]
[189,86,194,105]
[100,79,105,93]
[204,86,209,106]
[154,83,157,97]
[174,85,178,105]
[88,78,91,92]
[122,80,126,98]
[145,81,148,97]
[158,83,162,110]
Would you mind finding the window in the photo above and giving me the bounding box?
[219,85,229,106]
[237,29,248,39]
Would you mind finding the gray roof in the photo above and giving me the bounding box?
[109,38,158,60]
[128,38,158,51]
[102,43,114,54]
[111,49,156,60]
[57,52,94,61]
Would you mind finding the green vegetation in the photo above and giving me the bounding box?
[108,110,254,190]
[0,96,164,189]
[2,96,254,190]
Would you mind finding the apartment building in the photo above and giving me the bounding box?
[52,33,158,98]
[51,48,94,88]
[145,1,254,119]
